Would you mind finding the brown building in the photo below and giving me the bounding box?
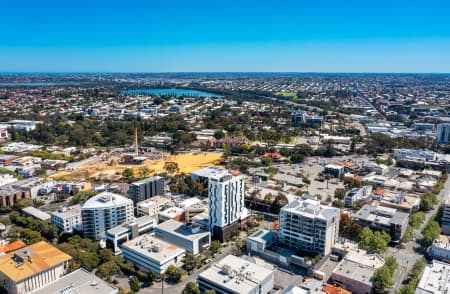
[0,187,31,208]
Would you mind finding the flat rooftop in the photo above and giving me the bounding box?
[82,191,132,209]
[107,215,155,235]
[32,268,118,294]
[156,219,209,241]
[416,260,450,294]
[198,255,273,294]
[0,241,72,282]
[137,195,171,208]
[122,234,185,263]
[22,206,51,221]
[281,198,339,221]
[50,205,81,219]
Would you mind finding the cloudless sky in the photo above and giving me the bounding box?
[1,0,450,72]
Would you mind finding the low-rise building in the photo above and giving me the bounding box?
[121,234,185,275]
[344,186,373,207]
[159,206,185,222]
[51,205,83,233]
[31,268,118,294]
[136,196,171,217]
[106,215,156,254]
[246,229,278,253]
[324,164,344,177]
[0,241,72,294]
[331,245,385,294]
[155,219,210,255]
[428,235,450,263]
[415,260,450,294]
[353,204,409,242]
[198,255,274,294]
[21,206,51,221]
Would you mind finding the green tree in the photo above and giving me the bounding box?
[166,265,183,283]
[260,156,273,166]
[138,166,151,179]
[164,161,180,175]
[182,252,199,272]
[373,257,397,293]
[204,290,216,294]
[122,168,134,180]
[129,276,141,293]
[210,240,221,254]
[409,212,425,229]
[421,220,441,246]
[182,282,201,294]
[420,191,437,211]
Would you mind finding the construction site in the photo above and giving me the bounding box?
[50,129,223,181]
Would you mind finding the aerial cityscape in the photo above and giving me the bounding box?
[1,1,450,294]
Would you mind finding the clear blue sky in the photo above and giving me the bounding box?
[1,0,450,72]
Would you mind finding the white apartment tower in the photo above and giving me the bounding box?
[279,198,339,255]
[81,192,134,240]
[207,168,245,242]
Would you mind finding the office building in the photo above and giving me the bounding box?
[324,164,345,177]
[415,260,450,294]
[0,186,31,208]
[198,255,274,294]
[246,229,278,253]
[207,168,245,242]
[353,204,409,242]
[428,235,450,262]
[437,123,450,145]
[81,192,134,240]
[121,234,185,275]
[279,198,339,255]
[32,268,118,294]
[128,176,165,204]
[442,196,450,235]
[331,246,385,294]
[393,148,437,162]
[0,241,72,294]
[414,123,434,131]
[155,219,210,255]
[106,215,156,254]
[344,186,373,207]
[51,205,83,233]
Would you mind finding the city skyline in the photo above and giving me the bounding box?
[2,0,450,72]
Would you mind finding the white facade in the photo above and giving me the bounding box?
[208,169,245,231]
[51,205,83,233]
[121,234,185,275]
[428,236,450,262]
[393,148,437,161]
[81,192,134,240]
[279,198,339,255]
[136,196,171,217]
[198,255,274,294]
[416,260,450,294]
[437,123,450,145]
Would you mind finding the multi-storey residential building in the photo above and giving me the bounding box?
[279,198,339,255]
[81,192,134,240]
[0,241,72,294]
[442,196,450,235]
[353,204,409,242]
[128,176,164,205]
[428,235,450,263]
[136,196,171,217]
[207,168,245,242]
[51,205,83,233]
[437,123,450,145]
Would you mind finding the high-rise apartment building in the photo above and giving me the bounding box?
[442,195,450,235]
[128,176,164,204]
[81,192,134,240]
[437,123,450,145]
[279,198,339,255]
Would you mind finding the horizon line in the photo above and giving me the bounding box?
[1,71,450,75]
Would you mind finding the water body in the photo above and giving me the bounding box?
[121,88,223,97]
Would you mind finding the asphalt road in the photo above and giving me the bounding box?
[388,174,450,293]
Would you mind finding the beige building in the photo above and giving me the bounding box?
[0,241,72,294]
[136,196,171,217]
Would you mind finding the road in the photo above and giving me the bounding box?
[388,175,450,293]
[140,246,232,294]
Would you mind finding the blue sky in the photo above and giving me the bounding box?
[1,0,450,72]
